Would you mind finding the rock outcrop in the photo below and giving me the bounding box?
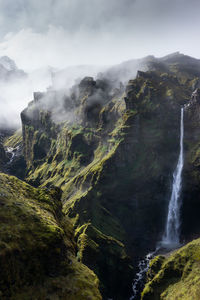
[0,143,8,169]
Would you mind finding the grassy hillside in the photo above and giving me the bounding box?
[0,173,101,299]
[142,238,200,300]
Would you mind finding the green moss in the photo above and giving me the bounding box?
[0,173,101,299]
[142,239,200,300]
[3,129,22,148]
[25,121,98,188]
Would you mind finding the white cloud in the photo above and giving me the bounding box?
[0,0,199,72]
[0,0,200,128]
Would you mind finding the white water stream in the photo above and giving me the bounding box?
[129,252,154,300]
[6,147,16,164]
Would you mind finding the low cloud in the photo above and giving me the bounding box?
[0,70,52,129]
[0,0,200,72]
[1,0,200,128]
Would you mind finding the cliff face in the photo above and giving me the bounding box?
[0,144,8,168]
[2,53,200,299]
[139,70,200,299]
[20,76,134,298]
[181,88,200,240]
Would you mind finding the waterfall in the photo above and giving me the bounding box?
[161,108,184,248]
[6,146,20,165]
[129,108,184,299]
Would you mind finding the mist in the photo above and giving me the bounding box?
[1,0,200,128]
[0,63,108,129]
[0,0,200,71]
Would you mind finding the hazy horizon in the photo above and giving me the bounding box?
[1,0,200,128]
[0,0,200,71]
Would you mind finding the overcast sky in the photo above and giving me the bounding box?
[0,0,200,71]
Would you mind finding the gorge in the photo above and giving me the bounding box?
[1,53,200,299]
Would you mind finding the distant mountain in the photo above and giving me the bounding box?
[102,52,200,83]
[0,56,27,81]
[0,56,18,71]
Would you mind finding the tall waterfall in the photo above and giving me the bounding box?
[162,108,184,247]
[130,108,184,299]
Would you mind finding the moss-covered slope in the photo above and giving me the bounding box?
[0,173,101,299]
[142,238,200,300]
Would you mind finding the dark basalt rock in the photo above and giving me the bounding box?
[125,80,138,110]
[0,143,8,168]
[79,76,96,97]
[179,89,200,241]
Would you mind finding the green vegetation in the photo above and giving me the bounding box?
[3,129,22,148]
[0,173,101,299]
[142,239,200,300]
